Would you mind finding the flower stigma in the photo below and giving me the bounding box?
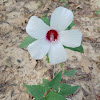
[46,30,58,42]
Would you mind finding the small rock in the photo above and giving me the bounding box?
[17,59,21,63]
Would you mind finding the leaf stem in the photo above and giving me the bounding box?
[53,65,57,79]
[53,65,56,79]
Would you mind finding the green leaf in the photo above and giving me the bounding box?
[66,22,75,30]
[59,83,79,96]
[41,17,50,26]
[64,45,84,53]
[49,71,62,91]
[43,78,50,91]
[19,36,36,48]
[60,0,64,2]
[45,91,66,100]
[24,84,45,100]
[60,83,72,89]
[63,69,78,77]
[60,0,67,2]
[60,63,64,68]
[63,3,67,7]
[46,54,49,63]
[41,13,50,26]
[35,98,46,100]
[44,13,48,17]
[37,83,44,87]
[96,10,100,15]
[54,72,57,76]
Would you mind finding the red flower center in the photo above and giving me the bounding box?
[46,30,58,42]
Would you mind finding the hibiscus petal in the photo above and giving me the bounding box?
[50,7,73,32]
[59,30,82,48]
[27,39,50,59]
[48,41,67,64]
[26,16,50,39]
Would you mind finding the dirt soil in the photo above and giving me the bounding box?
[0,0,100,100]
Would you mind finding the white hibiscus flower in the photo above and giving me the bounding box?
[26,7,82,64]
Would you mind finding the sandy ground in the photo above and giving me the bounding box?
[0,0,100,100]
